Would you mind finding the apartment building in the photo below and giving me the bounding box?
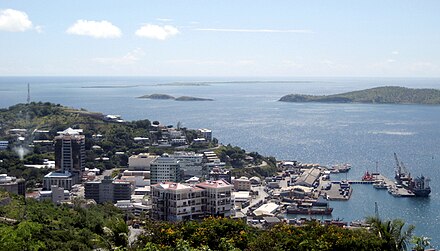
[151,179,233,221]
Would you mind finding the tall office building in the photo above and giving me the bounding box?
[54,128,85,184]
[44,128,85,190]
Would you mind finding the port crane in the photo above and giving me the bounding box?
[394,153,411,183]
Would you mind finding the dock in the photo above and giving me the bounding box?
[348,174,415,197]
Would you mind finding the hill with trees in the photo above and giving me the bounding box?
[279,86,440,105]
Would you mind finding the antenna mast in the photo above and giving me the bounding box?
[27,83,31,104]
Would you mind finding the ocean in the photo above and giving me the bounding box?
[1,76,440,246]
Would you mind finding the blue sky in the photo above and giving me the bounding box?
[0,1,439,77]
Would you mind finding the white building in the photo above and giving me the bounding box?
[39,185,70,203]
[198,128,212,141]
[151,179,233,221]
[128,153,157,171]
[150,154,181,185]
[196,180,233,217]
[121,170,150,187]
[172,151,203,178]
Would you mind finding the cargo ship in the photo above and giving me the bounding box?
[394,153,431,197]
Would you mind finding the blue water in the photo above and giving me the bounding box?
[1,76,440,246]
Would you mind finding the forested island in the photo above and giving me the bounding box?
[279,86,440,105]
[138,94,213,101]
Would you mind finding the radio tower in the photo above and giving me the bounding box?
[27,83,30,104]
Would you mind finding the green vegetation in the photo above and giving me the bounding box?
[175,96,213,101]
[0,191,128,250]
[138,94,213,101]
[279,86,440,105]
[135,217,402,251]
[0,102,154,188]
[137,94,175,99]
[214,145,277,178]
[0,190,428,250]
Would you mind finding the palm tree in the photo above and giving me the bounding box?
[366,216,415,251]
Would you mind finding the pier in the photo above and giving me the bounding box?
[346,174,415,197]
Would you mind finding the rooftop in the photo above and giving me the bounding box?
[57,127,83,135]
[197,179,232,189]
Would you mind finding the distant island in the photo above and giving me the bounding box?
[138,93,213,101]
[279,86,440,105]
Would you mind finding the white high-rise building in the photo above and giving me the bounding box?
[172,151,203,178]
[150,154,181,184]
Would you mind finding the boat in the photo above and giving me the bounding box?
[373,180,388,189]
[394,153,431,197]
[362,171,374,181]
[329,163,351,173]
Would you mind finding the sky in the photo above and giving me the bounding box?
[0,0,439,77]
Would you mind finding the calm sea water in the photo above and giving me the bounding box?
[1,76,440,246]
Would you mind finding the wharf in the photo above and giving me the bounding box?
[374,174,415,197]
[340,174,415,197]
[319,181,352,201]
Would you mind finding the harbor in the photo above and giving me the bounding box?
[240,155,432,230]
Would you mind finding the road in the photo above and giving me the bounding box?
[241,185,269,215]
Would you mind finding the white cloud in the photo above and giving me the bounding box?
[135,24,179,40]
[0,9,33,32]
[156,18,173,22]
[195,28,313,33]
[93,48,144,65]
[66,20,121,38]
[391,50,399,55]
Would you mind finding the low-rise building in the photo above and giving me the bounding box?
[0,174,25,195]
[38,185,70,203]
[121,170,150,187]
[128,153,157,171]
[208,168,231,183]
[233,176,251,191]
[43,171,73,190]
[198,128,212,141]
[84,176,132,203]
[294,168,321,187]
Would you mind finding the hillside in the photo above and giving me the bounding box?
[279,86,440,105]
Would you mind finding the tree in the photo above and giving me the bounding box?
[366,216,415,251]
[411,236,431,251]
